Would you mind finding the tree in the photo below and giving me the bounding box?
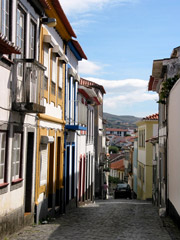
[109,146,119,153]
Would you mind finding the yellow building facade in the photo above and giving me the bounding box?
[136,114,158,200]
[35,0,76,222]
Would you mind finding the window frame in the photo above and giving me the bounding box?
[16,5,26,59]
[11,132,23,184]
[0,0,10,39]
[58,61,63,100]
[29,19,36,59]
[0,131,8,187]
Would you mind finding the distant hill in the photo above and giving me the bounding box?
[103,112,141,129]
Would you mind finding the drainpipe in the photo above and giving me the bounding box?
[63,42,67,213]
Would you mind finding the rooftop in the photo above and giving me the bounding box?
[143,113,159,120]
[106,128,128,132]
[110,159,124,171]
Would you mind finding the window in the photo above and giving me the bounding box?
[29,20,36,59]
[16,7,25,78]
[0,0,9,38]
[40,143,48,186]
[52,54,57,84]
[58,62,63,99]
[43,44,49,91]
[51,54,57,96]
[51,81,55,95]
[12,133,22,181]
[16,7,25,58]
[0,132,7,184]
[139,129,145,148]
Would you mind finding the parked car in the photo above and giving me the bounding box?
[114,183,131,199]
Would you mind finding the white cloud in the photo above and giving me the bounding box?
[83,77,158,113]
[79,59,102,75]
[60,0,138,15]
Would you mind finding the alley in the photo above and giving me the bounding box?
[8,199,179,240]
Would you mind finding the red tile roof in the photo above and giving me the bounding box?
[110,159,124,171]
[143,113,159,120]
[0,34,21,54]
[106,128,128,132]
[80,78,106,94]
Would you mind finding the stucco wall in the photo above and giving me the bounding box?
[168,78,180,216]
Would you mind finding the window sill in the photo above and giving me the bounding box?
[0,182,9,188]
[12,178,23,185]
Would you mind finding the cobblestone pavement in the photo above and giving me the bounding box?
[8,199,180,240]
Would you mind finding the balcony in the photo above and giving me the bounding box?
[65,100,87,130]
[78,100,87,126]
[12,59,46,113]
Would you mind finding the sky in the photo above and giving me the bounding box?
[60,0,180,117]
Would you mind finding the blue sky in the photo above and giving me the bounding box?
[60,0,180,117]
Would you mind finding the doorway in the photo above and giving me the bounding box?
[25,132,34,213]
[48,142,54,208]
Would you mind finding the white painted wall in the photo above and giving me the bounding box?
[168,78,180,216]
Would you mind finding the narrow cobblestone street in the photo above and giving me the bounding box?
[8,199,180,240]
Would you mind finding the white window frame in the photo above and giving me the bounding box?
[0,0,9,38]
[52,53,57,84]
[12,133,22,181]
[0,132,7,184]
[43,44,49,78]
[40,143,48,186]
[16,6,25,79]
[29,20,36,59]
[59,62,63,88]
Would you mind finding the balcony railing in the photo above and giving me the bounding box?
[12,59,46,113]
[66,100,87,128]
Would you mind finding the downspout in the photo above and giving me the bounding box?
[63,42,67,213]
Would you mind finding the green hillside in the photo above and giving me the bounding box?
[103,112,141,129]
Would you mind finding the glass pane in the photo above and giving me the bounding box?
[58,87,62,99]
[1,150,5,164]
[16,149,20,162]
[2,133,6,148]
[6,0,9,12]
[51,81,55,95]
[44,76,48,91]
[2,0,4,10]
[15,162,19,176]
[0,165,4,179]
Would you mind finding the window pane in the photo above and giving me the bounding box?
[15,162,19,176]
[58,87,62,99]
[59,63,63,88]
[16,8,25,58]
[44,76,48,91]
[12,133,21,179]
[0,165,4,179]
[52,55,57,83]
[51,81,55,95]
[29,21,36,58]
[1,150,5,164]
[43,45,49,77]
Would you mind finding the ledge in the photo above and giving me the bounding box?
[11,178,23,185]
[0,182,9,189]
